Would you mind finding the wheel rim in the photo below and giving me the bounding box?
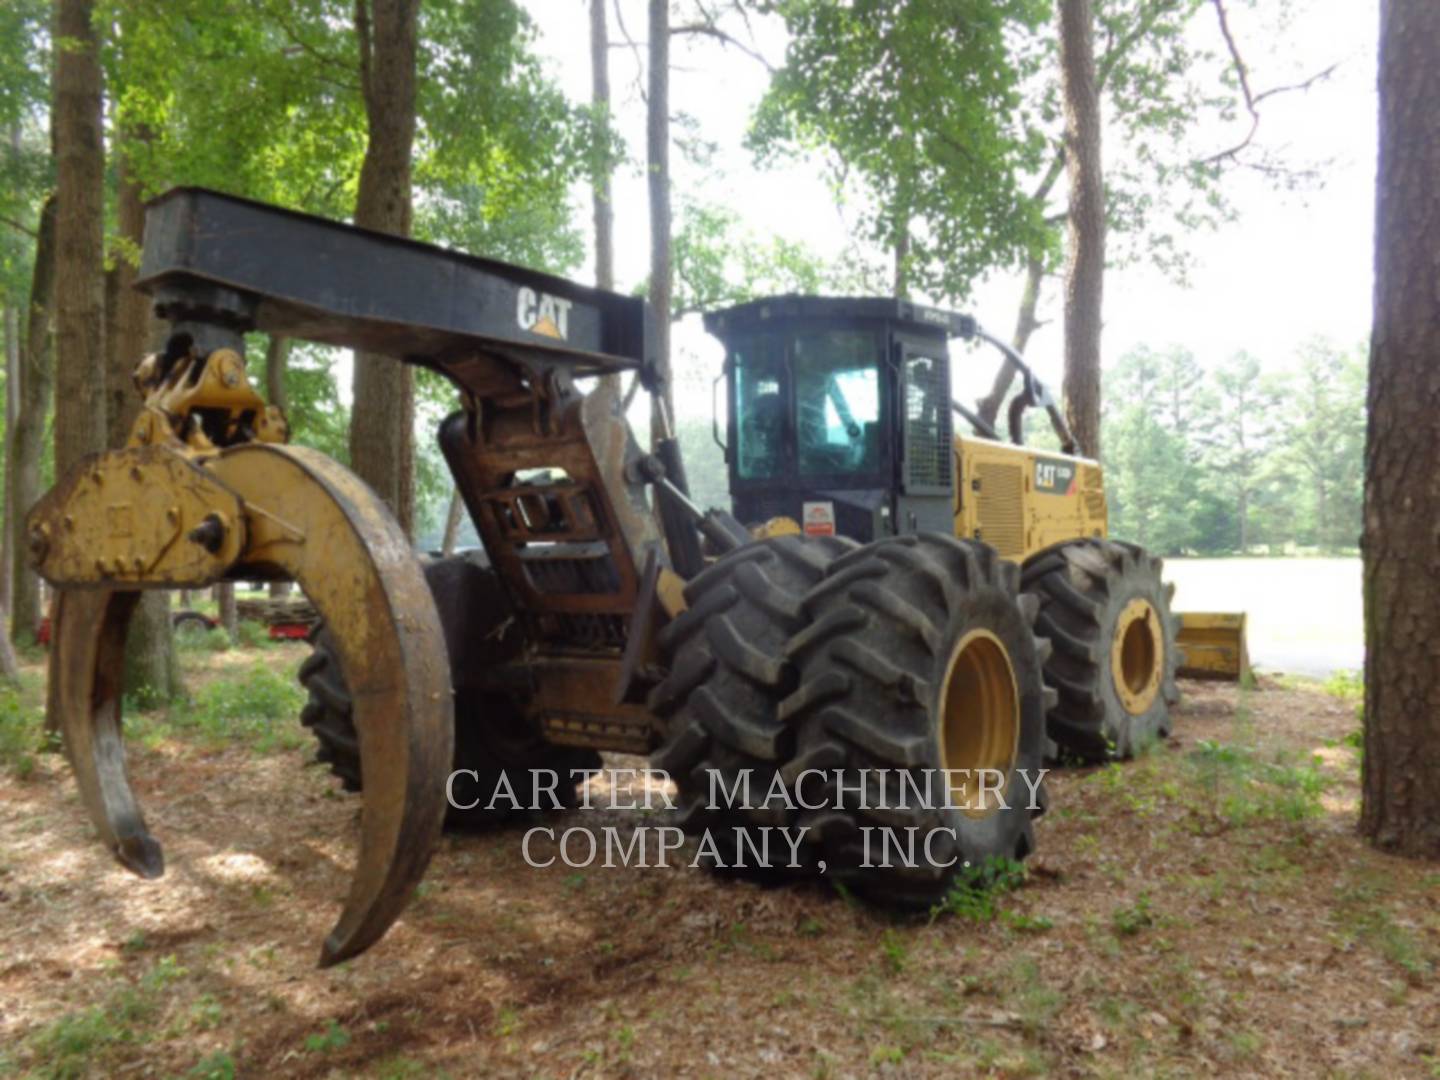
[1112,597,1163,715]
[938,629,1020,820]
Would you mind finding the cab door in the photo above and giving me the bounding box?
[894,340,955,534]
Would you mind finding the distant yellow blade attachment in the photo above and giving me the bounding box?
[1176,612,1251,681]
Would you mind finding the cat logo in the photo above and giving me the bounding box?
[516,287,573,341]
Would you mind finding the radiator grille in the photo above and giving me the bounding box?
[976,462,1024,557]
[1082,465,1103,490]
[904,354,953,492]
[1084,490,1107,519]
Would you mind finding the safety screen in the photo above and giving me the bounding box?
[903,351,953,493]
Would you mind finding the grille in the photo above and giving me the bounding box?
[1084,490,1107,520]
[904,354,953,492]
[976,462,1024,557]
[1082,465,1103,490]
[521,549,621,596]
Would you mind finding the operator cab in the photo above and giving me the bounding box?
[705,296,968,542]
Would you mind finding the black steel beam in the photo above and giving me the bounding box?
[136,187,655,381]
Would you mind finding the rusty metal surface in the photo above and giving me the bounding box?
[27,446,245,588]
[46,440,453,967]
[526,656,659,754]
[208,444,453,965]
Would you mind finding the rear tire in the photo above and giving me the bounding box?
[648,534,856,875]
[781,534,1050,908]
[1021,539,1180,761]
[298,558,600,827]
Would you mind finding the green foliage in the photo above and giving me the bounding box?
[1111,893,1155,936]
[878,928,909,975]
[304,1019,352,1054]
[0,683,41,780]
[1188,738,1328,826]
[236,619,274,650]
[1323,669,1363,701]
[169,664,306,751]
[753,0,1050,300]
[669,198,854,319]
[1102,338,1366,555]
[23,955,187,1080]
[185,1052,238,1080]
[928,855,1029,923]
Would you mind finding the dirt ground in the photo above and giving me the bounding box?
[1,644,1436,1079]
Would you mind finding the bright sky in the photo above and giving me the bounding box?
[522,0,1378,418]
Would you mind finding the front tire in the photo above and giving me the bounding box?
[648,534,855,875]
[781,534,1050,908]
[1021,539,1181,761]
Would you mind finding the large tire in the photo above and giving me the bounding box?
[781,534,1051,909]
[1021,539,1181,761]
[298,557,600,827]
[648,534,856,874]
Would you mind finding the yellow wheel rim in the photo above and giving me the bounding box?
[1112,597,1163,715]
[938,629,1020,820]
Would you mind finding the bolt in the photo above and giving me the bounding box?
[130,466,143,482]
[166,507,179,525]
[187,513,226,554]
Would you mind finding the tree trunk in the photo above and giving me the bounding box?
[349,0,419,537]
[215,582,237,641]
[590,0,622,408]
[1361,0,1440,857]
[1057,0,1105,459]
[265,334,290,415]
[976,253,1046,427]
[52,0,107,478]
[892,225,910,300]
[440,490,464,556]
[11,195,55,643]
[647,0,674,445]
[2,303,17,618]
[591,0,615,294]
[264,333,295,596]
[111,133,179,700]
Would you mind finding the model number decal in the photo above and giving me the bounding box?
[1034,457,1077,495]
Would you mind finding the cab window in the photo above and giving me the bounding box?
[793,329,882,476]
[733,334,785,480]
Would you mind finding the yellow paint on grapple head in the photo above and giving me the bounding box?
[1176,612,1251,681]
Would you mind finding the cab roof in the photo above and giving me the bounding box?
[703,294,976,342]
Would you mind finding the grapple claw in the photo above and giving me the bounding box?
[48,444,453,965]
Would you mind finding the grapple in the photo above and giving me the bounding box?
[31,188,661,964]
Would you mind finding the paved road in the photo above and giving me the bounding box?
[1165,557,1363,678]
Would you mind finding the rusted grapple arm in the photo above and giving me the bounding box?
[41,442,454,966]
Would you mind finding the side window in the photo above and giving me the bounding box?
[734,335,785,480]
[903,351,953,492]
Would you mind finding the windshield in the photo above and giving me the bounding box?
[732,327,883,481]
[793,330,881,476]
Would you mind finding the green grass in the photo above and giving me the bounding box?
[0,683,45,780]
[1186,739,1328,827]
[166,663,307,752]
[20,956,191,1079]
[928,856,1029,924]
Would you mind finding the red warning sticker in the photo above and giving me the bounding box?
[802,501,836,537]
